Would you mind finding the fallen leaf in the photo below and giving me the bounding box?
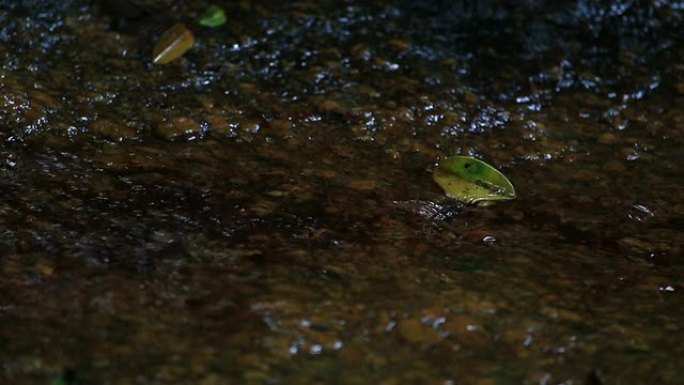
[152,23,195,64]
[433,156,515,205]
[199,5,227,27]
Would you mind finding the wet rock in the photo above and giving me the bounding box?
[0,2,683,384]
[462,230,496,246]
[602,160,625,173]
[154,115,202,140]
[91,117,137,140]
[241,121,261,135]
[198,374,224,385]
[618,237,653,254]
[315,98,348,115]
[676,82,684,95]
[203,113,230,133]
[444,315,488,348]
[345,179,380,191]
[463,91,479,105]
[597,132,620,144]
[396,318,442,345]
[389,38,411,52]
[243,370,270,385]
[8,0,80,12]
[541,307,583,323]
[238,82,259,95]
[250,199,279,216]
[29,90,57,109]
[364,351,388,369]
[268,119,292,135]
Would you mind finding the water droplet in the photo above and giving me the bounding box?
[309,344,323,355]
[482,235,496,246]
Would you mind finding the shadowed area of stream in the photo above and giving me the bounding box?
[0,1,683,384]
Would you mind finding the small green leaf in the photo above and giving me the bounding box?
[433,156,515,205]
[199,5,227,27]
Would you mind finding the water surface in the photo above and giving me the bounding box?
[0,1,683,384]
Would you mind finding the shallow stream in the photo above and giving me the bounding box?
[0,1,683,384]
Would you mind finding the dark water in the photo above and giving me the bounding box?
[1,1,683,384]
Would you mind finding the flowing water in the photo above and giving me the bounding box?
[0,1,683,384]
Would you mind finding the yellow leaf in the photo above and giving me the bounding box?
[152,23,195,64]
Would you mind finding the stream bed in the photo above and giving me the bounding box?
[0,1,683,384]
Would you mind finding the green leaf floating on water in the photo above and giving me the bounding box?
[199,5,227,27]
[433,156,516,205]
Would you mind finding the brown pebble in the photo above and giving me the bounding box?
[393,107,415,122]
[602,160,625,173]
[598,132,619,144]
[269,119,292,133]
[463,91,479,105]
[444,315,488,348]
[619,237,652,253]
[30,90,57,109]
[396,318,442,345]
[154,116,201,140]
[91,118,137,140]
[676,82,684,95]
[389,38,410,52]
[317,99,347,114]
[242,121,260,134]
[250,200,279,216]
[204,114,230,132]
[239,82,259,95]
[346,179,379,191]
[462,230,496,245]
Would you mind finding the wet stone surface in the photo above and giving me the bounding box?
[0,0,683,384]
